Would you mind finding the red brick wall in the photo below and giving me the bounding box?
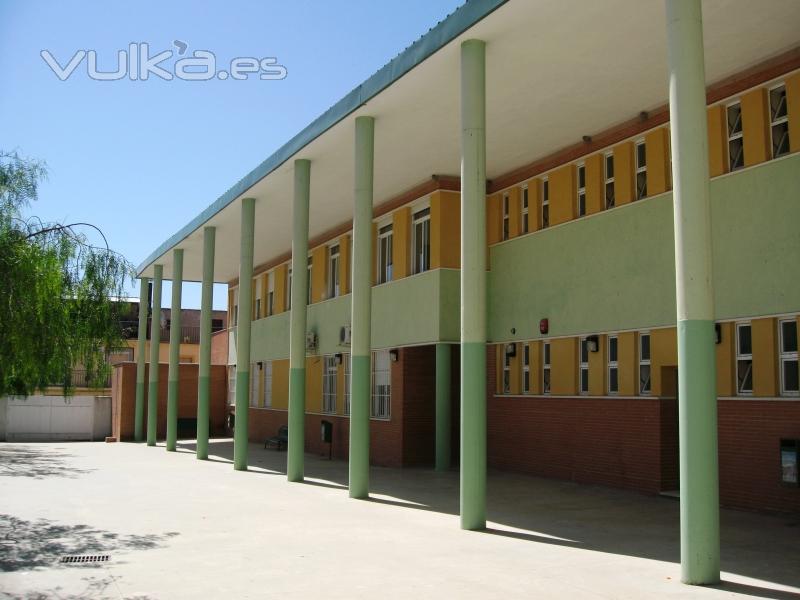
[111,362,227,441]
[210,330,228,365]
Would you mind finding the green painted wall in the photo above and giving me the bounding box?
[488,154,800,343]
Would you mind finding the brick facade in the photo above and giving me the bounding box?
[210,330,229,366]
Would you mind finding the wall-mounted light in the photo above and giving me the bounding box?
[504,343,516,357]
[539,318,549,335]
[639,110,649,121]
[715,323,722,345]
[582,135,592,143]
[389,349,399,362]
[257,361,264,370]
[586,335,599,353]
[334,353,343,366]
[510,327,516,335]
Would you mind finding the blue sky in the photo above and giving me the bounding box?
[0,0,464,309]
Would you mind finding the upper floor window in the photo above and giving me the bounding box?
[635,140,647,200]
[377,223,393,284]
[267,271,275,316]
[371,349,391,419]
[769,84,790,159]
[522,343,530,394]
[263,361,273,408]
[639,332,651,395]
[542,341,551,394]
[322,355,338,413]
[412,207,430,274]
[328,244,340,299]
[608,335,619,395]
[541,178,550,229]
[286,266,292,311]
[502,192,510,241]
[604,152,615,209]
[727,101,744,171]
[579,337,589,394]
[521,185,529,234]
[254,277,262,320]
[307,256,313,305]
[577,163,586,217]
[736,322,753,395]
[779,318,798,396]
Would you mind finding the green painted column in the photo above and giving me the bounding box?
[459,39,487,531]
[234,197,255,471]
[665,0,720,585]
[196,227,215,460]
[288,159,310,482]
[166,249,183,452]
[435,343,452,471]
[134,277,150,442]
[147,264,163,446]
[349,115,374,500]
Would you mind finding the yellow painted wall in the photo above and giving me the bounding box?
[786,72,800,153]
[311,245,327,303]
[617,332,636,396]
[271,359,289,410]
[584,154,604,215]
[550,337,577,395]
[741,88,770,167]
[707,105,727,177]
[650,327,677,397]
[431,191,461,269]
[130,340,200,364]
[486,193,502,245]
[507,187,521,239]
[305,356,323,413]
[392,207,411,280]
[549,164,576,226]
[645,127,671,196]
[588,334,606,395]
[509,343,521,394]
[716,322,736,397]
[528,341,541,394]
[274,264,287,314]
[613,141,635,205]
[527,179,541,233]
[339,234,351,295]
[752,317,778,396]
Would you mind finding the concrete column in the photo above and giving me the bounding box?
[166,249,183,452]
[134,277,150,442]
[147,264,163,446]
[665,0,720,585]
[287,159,310,482]
[349,115,374,500]
[435,343,452,471]
[460,39,487,530]
[196,227,215,460]
[233,197,255,471]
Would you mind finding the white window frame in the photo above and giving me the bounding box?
[502,192,510,241]
[328,244,340,299]
[377,222,393,284]
[579,337,589,395]
[541,177,550,229]
[343,353,351,415]
[521,184,529,234]
[371,350,391,419]
[577,163,586,217]
[542,341,551,395]
[736,322,753,395]
[604,152,615,209]
[254,276,262,320]
[502,349,511,394]
[608,335,619,395]
[263,360,273,408]
[267,271,275,316]
[286,265,292,311]
[322,354,337,413]
[769,83,790,159]
[249,364,259,408]
[779,318,798,397]
[727,100,744,171]
[522,343,530,394]
[227,365,237,406]
[411,206,431,275]
[635,139,647,200]
[307,255,313,305]
[639,332,651,396]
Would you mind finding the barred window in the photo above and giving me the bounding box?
[322,355,337,414]
[371,350,391,419]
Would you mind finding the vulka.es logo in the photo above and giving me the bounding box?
[40,41,287,82]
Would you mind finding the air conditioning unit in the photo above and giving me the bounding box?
[305,332,318,353]
[339,325,352,345]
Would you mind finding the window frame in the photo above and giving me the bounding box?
[604,152,615,209]
[328,243,340,299]
[306,255,313,305]
[286,265,292,311]
[521,184,529,234]
[736,321,753,396]
[249,363,260,408]
[769,83,790,159]
[635,139,647,200]
[542,341,551,395]
[267,271,275,316]
[726,100,745,171]
[779,318,799,397]
[227,365,237,406]
[608,335,619,395]
[411,206,431,275]
[579,337,589,395]
[343,353,352,415]
[502,348,511,394]
[322,354,338,414]
[639,331,651,396]
[263,360,273,408]
[522,343,530,394]
[371,349,391,420]
[541,177,550,229]
[577,163,586,217]
[377,222,394,284]
[502,192,510,241]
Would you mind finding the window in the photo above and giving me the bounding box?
[371,350,391,419]
[286,266,292,311]
[604,152,615,209]
[412,207,430,274]
[639,332,651,395]
[521,185,529,234]
[502,348,511,394]
[227,365,236,406]
[770,84,790,159]
[542,341,551,394]
[249,364,259,408]
[254,277,262,320]
[233,305,239,327]
[635,140,647,200]
[502,192,510,241]
[541,178,550,229]
[522,343,530,394]
[779,319,798,396]
[322,355,337,413]
[263,361,273,407]
[307,256,312,305]
[328,244,340,299]
[736,322,753,395]
[577,163,586,217]
[727,101,744,171]
[579,337,589,394]
[608,335,619,394]
[212,318,224,332]
[377,223,393,284]
[343,353,351,415]
[267,272,275,316]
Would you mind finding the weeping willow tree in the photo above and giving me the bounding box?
[0,150,134,396]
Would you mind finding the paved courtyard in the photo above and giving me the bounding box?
[0,440,798,600]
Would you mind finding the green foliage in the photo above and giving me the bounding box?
[0,151,134,396]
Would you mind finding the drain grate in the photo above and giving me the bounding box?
[60,555,110,564]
